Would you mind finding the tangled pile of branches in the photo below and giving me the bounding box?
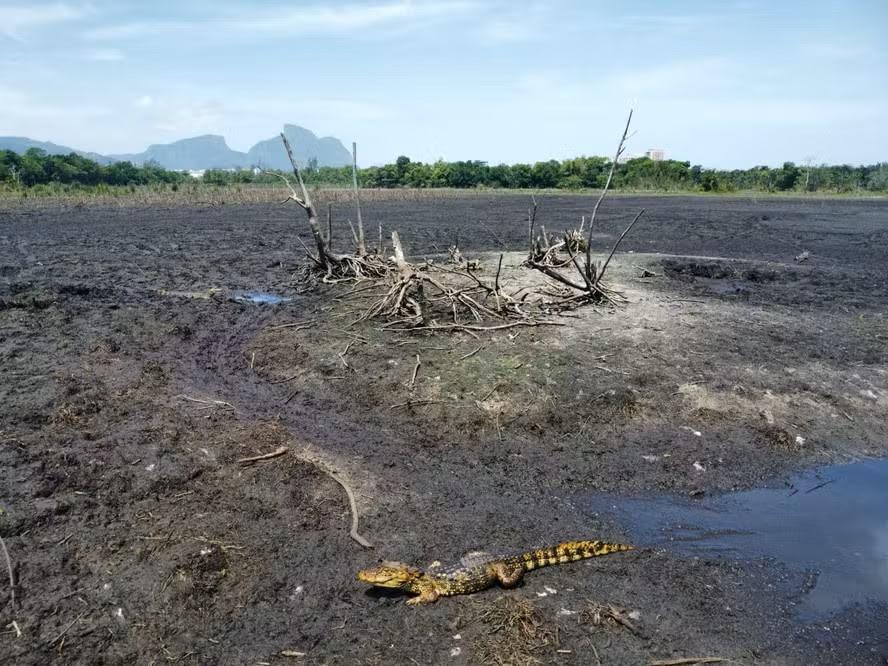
[280,111,646,333]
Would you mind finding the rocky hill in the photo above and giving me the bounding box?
[0,125,351,170]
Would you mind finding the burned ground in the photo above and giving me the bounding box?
[1,195,886,664]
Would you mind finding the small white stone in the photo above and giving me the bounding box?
[536,591,548,598]
[628,610,641,620]
[544,586,557,594]
[642,455,659,462]
[558,608,576,616]
[200,547,213,556]
[693,461,706,472]
[450,647,462,657]
[452,634,461,640]
[795,435,806,446]
[145,464,156,472]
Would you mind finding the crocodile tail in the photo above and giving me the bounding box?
[516,539,634,571]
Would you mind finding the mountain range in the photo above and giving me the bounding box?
[0,124,352,171]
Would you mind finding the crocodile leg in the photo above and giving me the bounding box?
[491,562,525,588]
[405,579,440,605]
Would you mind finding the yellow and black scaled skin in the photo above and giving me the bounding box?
[357,539,634,605]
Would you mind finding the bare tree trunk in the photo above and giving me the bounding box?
[527,195,539,259]
[585,109,633,283]
[281,133,338,268]
[352,142,366,256]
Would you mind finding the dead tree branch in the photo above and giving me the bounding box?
[237,446,289,464]
[351,142,367,255]
[524,109,644,308]
[295,452,373,549]
[0,534,15,609]
[597,208,646,285]
[586,109,633,281]
[280,133,387,281]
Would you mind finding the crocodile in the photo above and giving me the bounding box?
[357,539,634,605]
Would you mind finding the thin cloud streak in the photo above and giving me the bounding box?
[0,2,86,40]
[84,1,479,41]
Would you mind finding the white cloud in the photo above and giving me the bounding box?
[0,3,86,40]
[83,48,124,62]
[134,95,154,108]
[83,20,180,41]
[85,1,478,41]
[239,1,478,34]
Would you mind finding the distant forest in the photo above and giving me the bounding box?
[2,147,886,194]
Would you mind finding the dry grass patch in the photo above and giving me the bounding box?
[471,596,556,666]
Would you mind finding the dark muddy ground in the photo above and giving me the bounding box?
[1,195,887,665]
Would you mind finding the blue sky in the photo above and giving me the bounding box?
[0,0,886,167]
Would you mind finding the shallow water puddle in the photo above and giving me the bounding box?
[581,459,888,617]
[231,291,291,305]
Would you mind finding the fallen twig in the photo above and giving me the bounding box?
[295,452,373,549]
[47,610,88,646]
[390,399,445,410]
[266,320,316,332]
[459,345,485,361]
[176,395,236,411]
[0,535,15,608]
[650,658,727,666]
[479,383,502,402]
[389,321,564,334]
[804,479,835,494]
[590,641,601,666]
[339,339,358,369]
[409,354,421,389]
[237,446,289,465]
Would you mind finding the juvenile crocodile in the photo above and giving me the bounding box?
[357,539,634,604]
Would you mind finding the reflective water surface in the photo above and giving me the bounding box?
[581,459,888,617]
[232,291,291,305]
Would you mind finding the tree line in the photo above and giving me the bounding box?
[2,147,886,193]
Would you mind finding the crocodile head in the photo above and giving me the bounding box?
[357,561,422,589]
